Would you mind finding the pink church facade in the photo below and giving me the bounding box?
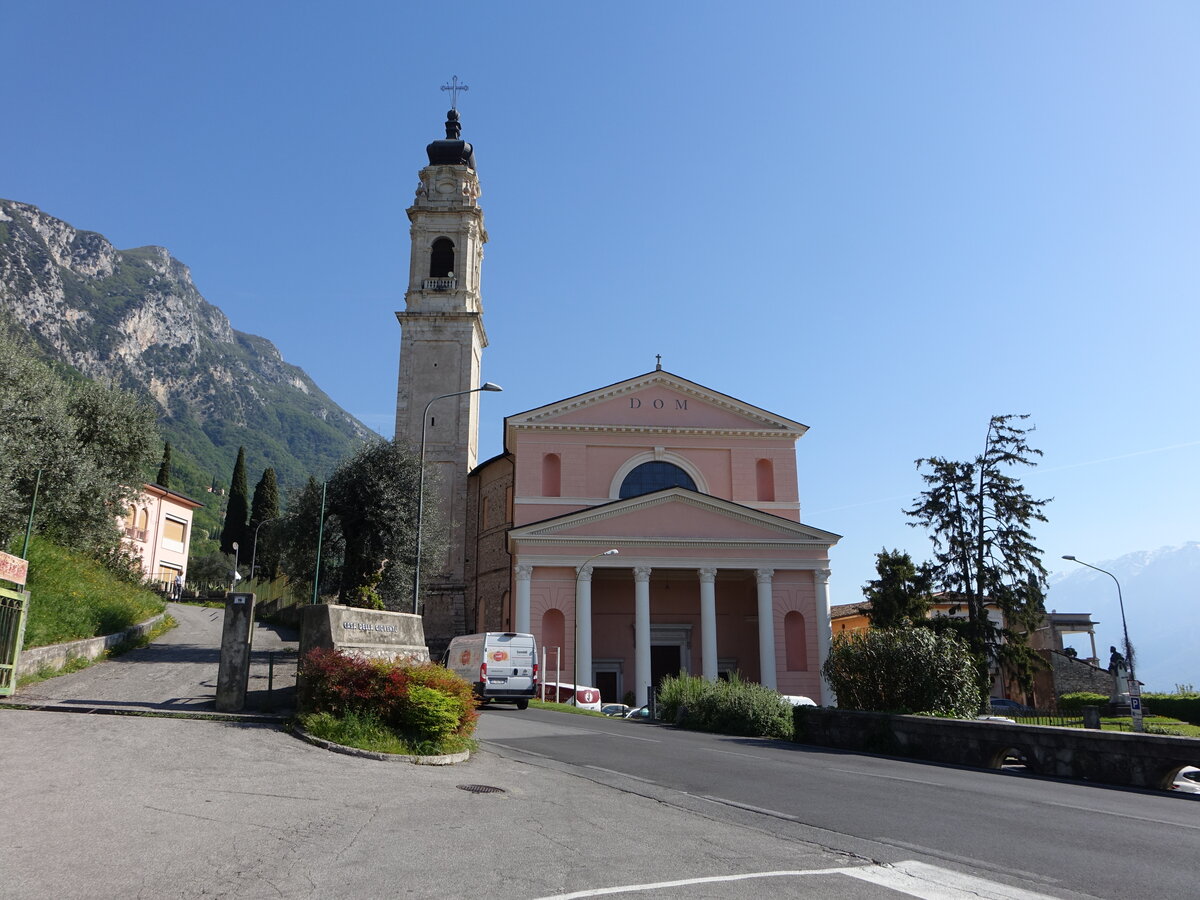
[467,369,840,707]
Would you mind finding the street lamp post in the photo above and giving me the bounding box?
[1062,554,1142,732]
[250,517,278,583]
[412,382,503,615]
[230,541,240,593]
[574,548,618,705]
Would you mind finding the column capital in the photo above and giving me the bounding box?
[633,566,652,583]
[755,568,774,585]
[515,563,533,581]
[577,565,594,582]
[698,567,717,584]
[814,568,831,585]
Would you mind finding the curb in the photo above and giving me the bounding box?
[292,726,471,765]
[0,701,287,724]
[16,613,168,679]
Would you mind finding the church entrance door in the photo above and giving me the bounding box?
[650,644,682,689]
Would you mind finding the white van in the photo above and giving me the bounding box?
[443,632,538,709]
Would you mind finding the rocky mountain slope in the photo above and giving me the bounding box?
[0,198,371,549]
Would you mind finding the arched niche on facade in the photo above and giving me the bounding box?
[784,610,808,671]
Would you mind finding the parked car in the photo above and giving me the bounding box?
[601,703,631,717]
[781,695,817,707]
[1170,766,1200,794]
[624,705,651,719]
[989,698,1033,714]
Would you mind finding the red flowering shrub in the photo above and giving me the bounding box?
[299,649,478,742]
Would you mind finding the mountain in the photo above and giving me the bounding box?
[1047,542,1200,693]
[0,198,372,552]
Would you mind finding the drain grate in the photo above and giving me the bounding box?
[457,784,506,794]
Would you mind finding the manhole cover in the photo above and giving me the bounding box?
[457,784,506,794]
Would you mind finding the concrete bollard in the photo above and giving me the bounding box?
[216,592,256,712]
[1082,705,1102,730]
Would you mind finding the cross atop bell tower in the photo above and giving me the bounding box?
[394,97,489,648]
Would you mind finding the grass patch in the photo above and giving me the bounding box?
[21,536,166,648]
[298,710,476,756]
[529,698,606,716]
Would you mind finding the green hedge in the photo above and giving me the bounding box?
[1058,692,1108,712]
[1141,695,1200,725]
[657,673,793,739]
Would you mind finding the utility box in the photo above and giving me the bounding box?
[216,592,256,712]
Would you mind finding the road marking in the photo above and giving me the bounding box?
[1031,799,1200,831]
[829,766,946,786]
[883,841,1060,886]
[531,860,1060,899]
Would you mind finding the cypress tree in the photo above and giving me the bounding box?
[156,442,172,488]
[220,446,250,555]
[250,468,281,579]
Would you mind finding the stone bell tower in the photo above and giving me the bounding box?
[395,105,488,651]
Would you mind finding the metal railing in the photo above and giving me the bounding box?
[422,277,456,291]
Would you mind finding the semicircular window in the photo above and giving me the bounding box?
[619,461,697,499]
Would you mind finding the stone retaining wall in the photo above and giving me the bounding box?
[793,706,1200,790]
[16,613,167,679]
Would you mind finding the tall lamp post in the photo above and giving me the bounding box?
[250,517,278,584]
[1062,554,1142,732]
[230,541,240,593]
[412,382,503,615]
[574,548,618,704]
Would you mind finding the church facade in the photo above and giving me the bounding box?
[397,109,840,706]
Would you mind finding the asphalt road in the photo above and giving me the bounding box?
[478,707,1200,900]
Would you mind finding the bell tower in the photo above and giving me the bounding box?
[395,104,488,649]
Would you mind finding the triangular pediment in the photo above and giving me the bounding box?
[505,370,807,438]
[508,488,840,547]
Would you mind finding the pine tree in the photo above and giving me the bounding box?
[220,446,250,556]
[156,442,172,488]
[862,548,933,629]
[906,414,1049,697]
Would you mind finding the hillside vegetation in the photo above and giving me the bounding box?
[21,536,165,648]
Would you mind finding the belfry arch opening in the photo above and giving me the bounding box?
[430,237,455,278]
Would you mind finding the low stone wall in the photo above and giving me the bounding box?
[793,706,1200,790]
[16,614,167,679]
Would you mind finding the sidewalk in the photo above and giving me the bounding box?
[10,602,298,718]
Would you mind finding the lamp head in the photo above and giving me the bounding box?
[1062,555,1076,561]
[480,382,503,392]
[603,549,619,556]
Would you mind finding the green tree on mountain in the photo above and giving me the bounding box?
[156,442,172,488]
[220,446,250,556]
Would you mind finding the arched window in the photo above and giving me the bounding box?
[618,461,697,499]
[542,453,561,497]
[756,458,775,502]
[429,237,455,278]
[136,508,149,531]
[785,611,808,670]
[541,608,566,660]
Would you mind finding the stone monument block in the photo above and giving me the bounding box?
[299,603,429,665]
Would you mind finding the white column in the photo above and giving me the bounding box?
[699,567,718,681]
[814,567,834,706]
[756,568,777,691]
[634,566,652,706]
[514,563,533,634]
[575,564,594,689]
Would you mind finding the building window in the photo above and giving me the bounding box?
[784,611,808,671]
[162,517,187,551]
[542,453,561,497]
[756,458,775,502]
[430,237,455,278]
[618,461,697,499]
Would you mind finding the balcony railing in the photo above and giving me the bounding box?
[423,277,456,291]
[124,526,148,542]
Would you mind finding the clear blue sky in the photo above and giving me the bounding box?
[4,3,1198,644]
